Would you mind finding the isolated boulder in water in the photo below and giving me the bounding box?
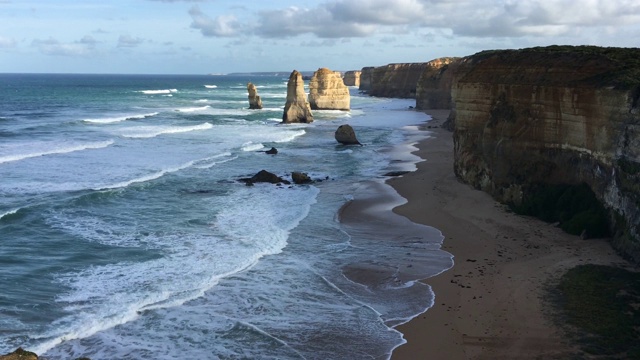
[282,70,314,123]
[0,348,38,360]
[335,124,361,145]
[239,170,291,185]
[292,172,312,184]
[265,147,278,155]
[247,82,263,110]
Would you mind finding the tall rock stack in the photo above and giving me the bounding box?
[282,70,313,123]
[343,70,361,87]
[308,68,350,111]
[247,82,263,109]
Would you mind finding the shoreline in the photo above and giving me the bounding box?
[341,109,633,359]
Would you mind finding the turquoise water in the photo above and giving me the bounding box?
[0,74,451,359]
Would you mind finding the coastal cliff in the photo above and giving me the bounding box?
[415,57,460,110]
[359,66,375,92]
[451,46,640,261]
[308,68,350,110]
[369,63,428,98]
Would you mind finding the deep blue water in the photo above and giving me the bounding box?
[0,73,451,359]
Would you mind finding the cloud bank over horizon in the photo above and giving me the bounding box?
[1,0,638,73]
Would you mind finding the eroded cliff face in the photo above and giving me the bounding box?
[308,68,350,111]
[359,67,375,92]
[343,70,361,87]
[369,63,428,98]
[415,57,460,110]
[452,46,640,261]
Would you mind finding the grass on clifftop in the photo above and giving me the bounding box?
[554,264,640,358]
[471,45,640,90]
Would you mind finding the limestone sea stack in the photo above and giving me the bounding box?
[308,68,350,111]
[343,70,361,87]
[247,82,263,109]
[282,70,313,123]
[359,66,375,92]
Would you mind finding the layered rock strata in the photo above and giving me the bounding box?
[359,66,375,92]
[343,70,361,87]
[369,63,428,98]
[415,57,460,110]
[308,68,350,111]
[282,70,313,123]
[247,82,263,109]
[451,46,640,261]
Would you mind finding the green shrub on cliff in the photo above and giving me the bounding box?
[511,183,610,238]
[555,264,640,357]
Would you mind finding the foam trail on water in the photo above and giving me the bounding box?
[175,106,211,113]
[274,129,306,143]
[204,85,217,89]
[0,140,115,164]
[120,123,213,139]
[0,208,20,220]
[241,142,265,152]
[83,112,159,124]
[138,89,177,95]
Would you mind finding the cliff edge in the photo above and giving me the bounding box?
[452,46,640,261]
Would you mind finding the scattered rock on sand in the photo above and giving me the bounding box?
[335,124,362,145]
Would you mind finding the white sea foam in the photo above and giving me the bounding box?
[120,122,213,139]
[193,153,237,169]
[0,208,19,220]
[0,140,115,164]
[138,89,178,95]
[241,142,264,152]
[204,85,217,89]
[175,106,210,113]
[34,185,319,355]
[273,129,306,143]
[83,112,159,124]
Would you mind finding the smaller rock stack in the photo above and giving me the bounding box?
[343,70,361,87]
[247,82,263,109]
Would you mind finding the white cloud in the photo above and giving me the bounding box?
[191,0,640,42]
[117,35,145,48]
[32,37,97,56]
[0,35,16,48]
[189,6,243,37]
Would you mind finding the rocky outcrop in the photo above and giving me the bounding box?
[359,67,375,92]
[282,70,313,123]
[0,348,38,360]
[308,68,350,111]
[368,63,428,98]
[292,172,312,184]
[415,57,461,110]
[343,71,361,87]
[451,46,640,261]
[247,82,263,109]
[239,170,291,185]
[335,124,362,145]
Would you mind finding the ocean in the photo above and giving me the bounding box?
[0,73,452,359]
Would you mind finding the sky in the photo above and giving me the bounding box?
[1,0,639,74]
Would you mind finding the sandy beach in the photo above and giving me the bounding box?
[368,110,634,359]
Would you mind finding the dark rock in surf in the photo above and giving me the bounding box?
[292,172,312,184]
[335,124,361,145]
[265,147,278,155]
[239,170,291,185]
